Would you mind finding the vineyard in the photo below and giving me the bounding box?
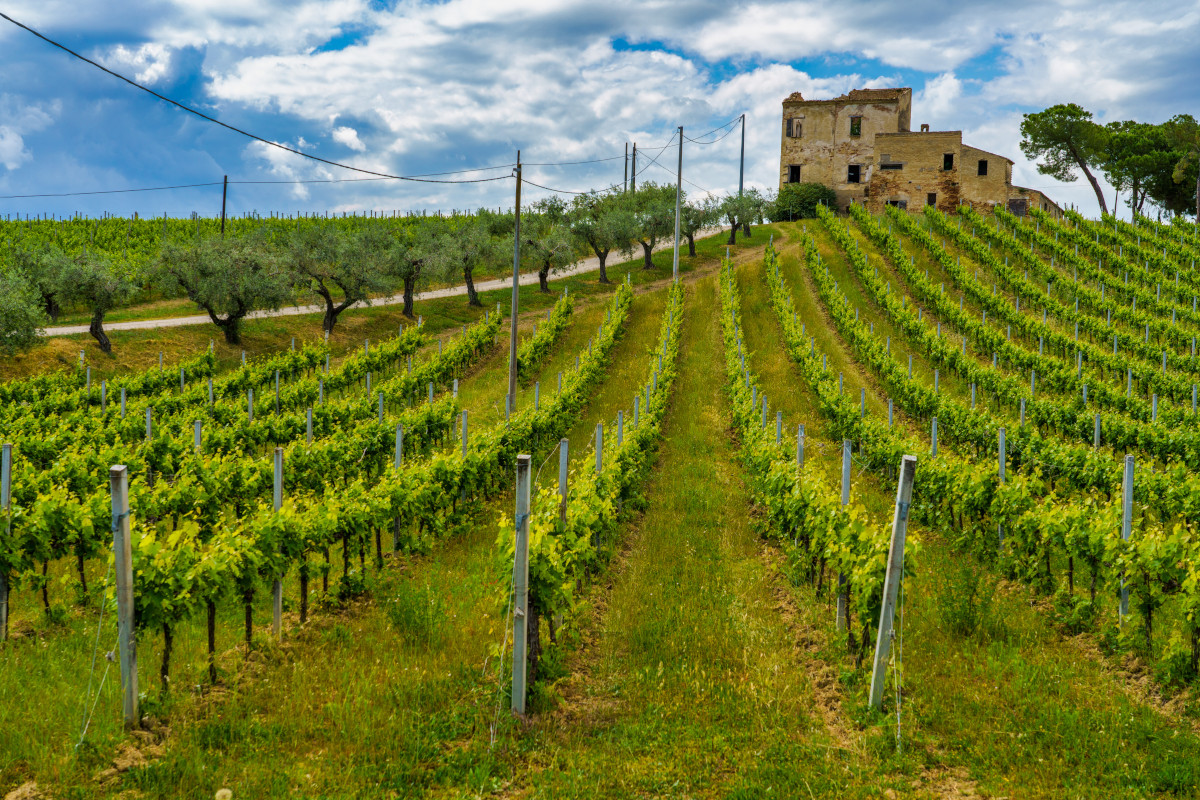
[4,211,1200,800]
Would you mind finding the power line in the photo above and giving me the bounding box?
[0,182,224,200]
[0,11,515,185]
[684,116,742,145]
[0,173,513,200]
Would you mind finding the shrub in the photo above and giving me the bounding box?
[767,183,838,221]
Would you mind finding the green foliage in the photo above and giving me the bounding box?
[287,222,394,332]
[933,558,1004,640]
[0,268,48,354]
[159,234,293,344]
[767,182,837,221]
[1020,103,1110,212]
[516,290,574,381]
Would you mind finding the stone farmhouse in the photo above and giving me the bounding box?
[778,87,1062,218]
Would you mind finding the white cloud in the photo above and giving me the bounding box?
[103,43,174,85]
[0,95,58,171]
[332,126,366,152]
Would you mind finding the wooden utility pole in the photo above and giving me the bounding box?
[739,114,746,197]
[220,175,228,236]
[673,126,683,282]
[630,143,637,193]
[507,153,522,416]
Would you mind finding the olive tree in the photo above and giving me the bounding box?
[373,224,444,318]
[10,246,66,323]
[0,269,47,355]
[288,222,391,333]
[679,194,721,257]
[433,215,504,307]
[571,192,636,283]
[629,183,676,269]
[159,235,292,345]
[719,191,761,245]
[525,197,579,292]
[52,251,137,353]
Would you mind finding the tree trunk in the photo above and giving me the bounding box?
[743,220,752,237]
[464,267,481,306]
[597,251,610,284]
[1079,161,1109,215]
[77,552,88,599]
[727,223,738,245]
[207,599,217,683]
[403,276,416,318]
[317,285,337,333]
[528,596,543,691]
[89,308,112,354]
[243,589,254,647]
[640,240,654,269]
[299,562,309,624]
[161,622,173,693]
[538,263,551,293]
[41,560,49,611]
[686,233,697,257]
[218,317,242,345]
[1194,171,1199,225]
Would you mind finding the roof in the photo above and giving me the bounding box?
[783,87,909,105]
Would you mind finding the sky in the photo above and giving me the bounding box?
[1,0,1198,221]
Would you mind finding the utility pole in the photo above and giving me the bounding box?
[507,152,522,416]
[624,142,629,192]
[673,126,683,282]
[630,143,637,193]
[220,175,228,237]
[739,114,746,197]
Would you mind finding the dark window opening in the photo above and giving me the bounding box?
[927,192,937,207]
[886,199,908,210]
[943,153,954,170]
[787,164,802,183]
[977,159,988,176]
[850,116,862,137]
[880,163,903,170]
[847,164,861,183]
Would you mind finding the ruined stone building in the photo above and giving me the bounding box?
[778,87,1061,217]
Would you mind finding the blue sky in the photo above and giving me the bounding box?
[1,0,1198,220]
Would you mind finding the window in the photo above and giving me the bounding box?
[786,119,803,138]
[788,164,802,183]
[978,159,988,176]
[850,116,862,137]
[943,153,954,170]
[880,163,903,170]
[847,164,861,183]
[886,199,908,210]
[927,192,937,207]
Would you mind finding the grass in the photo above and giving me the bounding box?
[13,216,1200,798]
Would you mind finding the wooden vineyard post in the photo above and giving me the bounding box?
[931,417,938,458]
[869,454,917,710]
[307,409,313,445]
[194,420,202,452]
[393,424,404,552]
[511,454,532,715]
[1119,455,1134,622]
[998,428,1006,548]
[837,439,850,631]
[558,439,569,528]
[272,448,283,640]
[1,444,11,641]
[109,465,138,729]
[797,424,805,470]
[121,388,126,419]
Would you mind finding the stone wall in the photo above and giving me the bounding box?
[779,89,912,210]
